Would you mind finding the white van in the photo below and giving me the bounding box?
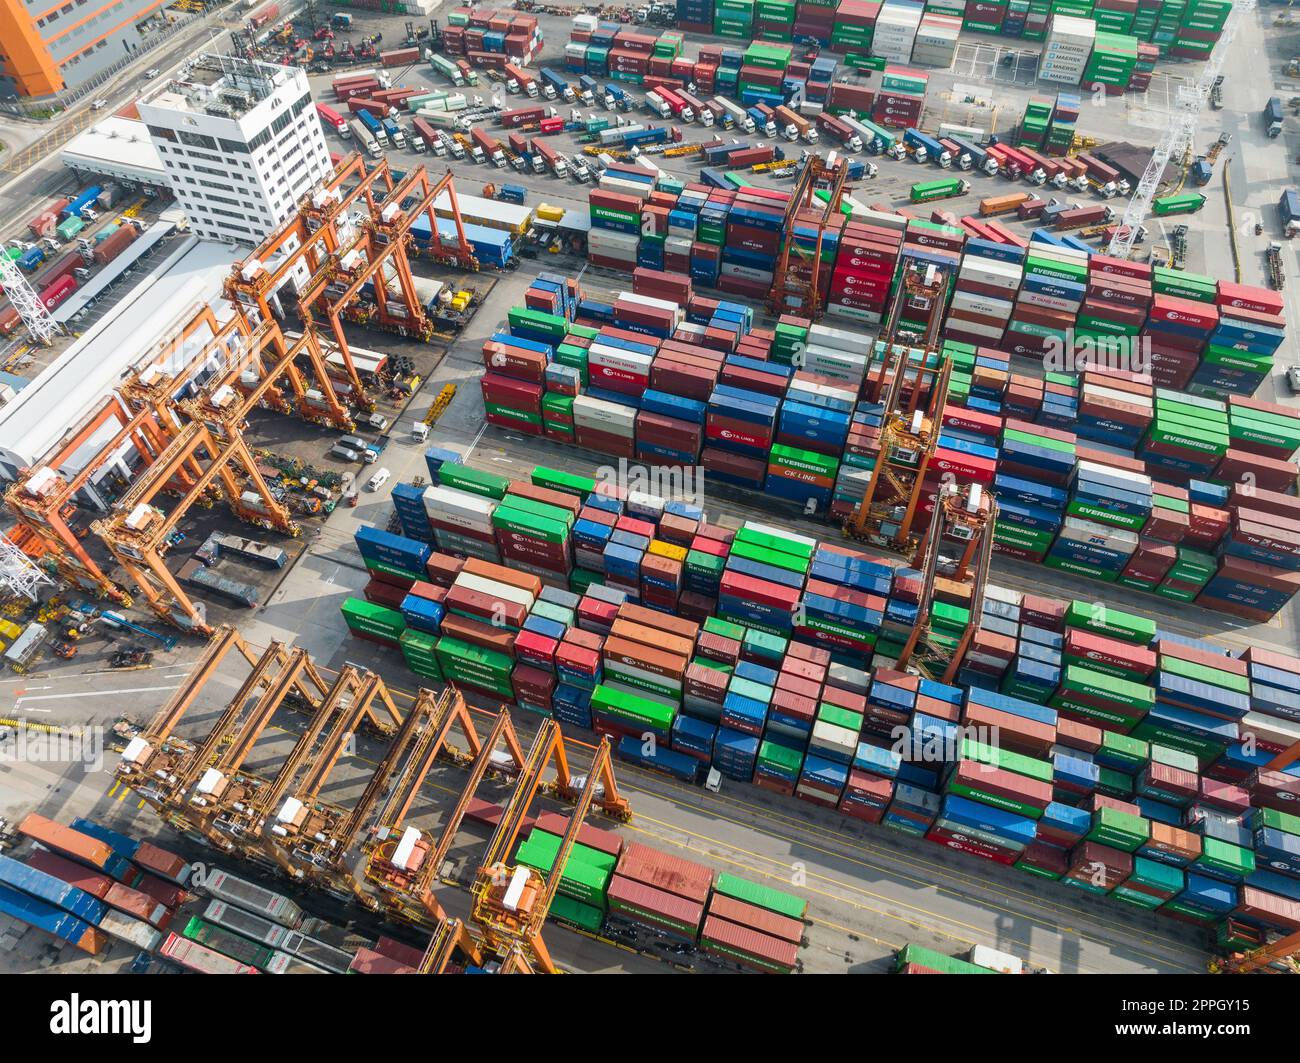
[366,467,391,492]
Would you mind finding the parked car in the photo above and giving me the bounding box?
[366,467,391,492]
[1287,365,1300,394]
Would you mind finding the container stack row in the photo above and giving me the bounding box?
[339,460,1300,941]
[467,259,1299,617]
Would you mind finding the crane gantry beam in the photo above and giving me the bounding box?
[846,256,953,551]
[90,419,296,632]
[767,153,849,321]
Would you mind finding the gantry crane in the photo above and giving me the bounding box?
[365,700,525,925]
[893,482,997,684]
[467,720,629,974]
[1210,927,1300,974]
[258,681,440,894]
[90,420,297,632]
[179,316,353,433]
[768,153,849,321]
[4,395,178,603]
[845,256,953,552]
[119,627,397,822]
[226,157,475,400]
[293,166,474,357]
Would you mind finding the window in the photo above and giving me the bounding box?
[147,125,177,143]
[178,130,217,151]
[218,138,247,155]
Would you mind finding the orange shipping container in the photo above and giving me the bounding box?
[978,192,1031,217]
[18,813,118,872]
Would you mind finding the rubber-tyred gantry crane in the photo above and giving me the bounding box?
[364,699,525,925]
[4,395,179,603]
[179,315,353,433]
[1210,927,1300,974]
[461,721,629,974]
[226,156,475,400]
[845,257,953,552]
[768,153,849,321]
[894,482,997,685]
[90,419,297,632]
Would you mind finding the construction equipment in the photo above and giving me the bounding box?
[1109,0,1251,260]
[90,419,297,633]
[768,153,850,320]
[456,721,628,973]
[1205,132,1232,165]
[109,646,153,670]
[1170,224,1189,269]
[226,156,476,401]
[844,257,953,552]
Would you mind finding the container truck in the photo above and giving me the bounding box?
[946,135,998,175]
[605,84,631,111]
[540,68,575,102]
[61,187,102,220]
[431,53,464,85]
[315,103,348,136]
[499,104,547,129]
[348,96,392,120]
[910,178,971,203]
[472,127,506,168]
[39,276,76,310]
[1265,96,1284,138]
[903,128,947,165]
[679,89,710,126]
[644,90,671,119]
[355,108,387,144]
[532,138,568,177]
[656,86,693,122]
[1280,188,1300,236]
[816,112,862,152]
[17,246,45,272]
[704,98,733,129]
[578,74,598,104]
[714,97,754,133]
[774,105,816,143]
[381,117,406,148]
[504,64,537,98]
[350,119,383,157]
[748,105,776,136]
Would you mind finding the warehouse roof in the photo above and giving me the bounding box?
[59,115,165,185]
[0,236,238,475]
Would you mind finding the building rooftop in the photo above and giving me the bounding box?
[0,237,239,474]
[142,54,297,121]
[60,115,165,183]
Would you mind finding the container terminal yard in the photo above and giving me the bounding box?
[0,0,1297,993]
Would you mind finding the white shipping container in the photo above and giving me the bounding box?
[825,301,883,326]
[573,394,637,431]
[950,291,1014,317]
[807,322,865,353]
[1017,289,1083,313]
[811,719,859,758]
[1058,516,1140,551]
[588,344,654,375]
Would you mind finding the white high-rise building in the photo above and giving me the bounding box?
[138,56,332,244]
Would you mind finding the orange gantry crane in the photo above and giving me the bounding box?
[90,421,296,632]
[455,720,629,974]
[3,392,190,603]
[844,256,953,552]
[893,481,997,684]
[364,699,524,924]
[767,153,849,321]
[226,156,476,400]
[179,315,353,433]
[1211,927,1300,974]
